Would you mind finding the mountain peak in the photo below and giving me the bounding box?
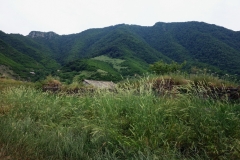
[27,31,59,39]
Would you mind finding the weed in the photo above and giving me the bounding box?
[0,74,240,159]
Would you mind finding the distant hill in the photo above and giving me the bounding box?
[0,31,60,80]
[0,21,240,82]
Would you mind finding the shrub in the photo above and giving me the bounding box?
[149,60,186,75]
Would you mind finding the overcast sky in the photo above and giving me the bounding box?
[1,0,240,35]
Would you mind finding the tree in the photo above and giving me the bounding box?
[149,60,186,75]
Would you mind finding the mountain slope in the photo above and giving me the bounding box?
[125,22,240,75]
[1,21,240,81]
[0,31,60,80]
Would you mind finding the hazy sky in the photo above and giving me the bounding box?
[1,0,240,35]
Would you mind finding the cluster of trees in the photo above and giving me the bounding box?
[149,60,186,75]
[54,59,123,83]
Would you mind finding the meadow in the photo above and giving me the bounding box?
[0,74,240,159]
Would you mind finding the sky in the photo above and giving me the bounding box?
[0,0,240,35]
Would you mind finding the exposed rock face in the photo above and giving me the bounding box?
[27,31,59,39]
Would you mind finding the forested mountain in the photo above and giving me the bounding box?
[0,31,60,81]
[0,21,240,82]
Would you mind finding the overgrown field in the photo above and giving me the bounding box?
[0,78,240,159]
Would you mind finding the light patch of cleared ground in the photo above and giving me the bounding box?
[92,55,127,71]
[97,69,108,75]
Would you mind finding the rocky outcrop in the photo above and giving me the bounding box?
[27,31,59,39]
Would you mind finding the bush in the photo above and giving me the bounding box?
[150,60,186,75]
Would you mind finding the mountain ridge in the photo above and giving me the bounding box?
[0,21,240,82]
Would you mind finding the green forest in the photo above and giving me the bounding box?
[1,21,240,82]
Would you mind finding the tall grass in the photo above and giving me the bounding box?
[0,79,240,159]
[0,78,33,91]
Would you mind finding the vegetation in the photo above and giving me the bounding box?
[0,73,240,159]
[0,32,60,81]
[91,55,126,71]
[1,21,240,82]
[149,60,186,75]
[1,21,240,159]
[0,78,33,90]
[55,59,122,83]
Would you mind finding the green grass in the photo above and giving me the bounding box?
[58,59,123,83]
[0,78,33,91]
[0,76,240,159]
[92,55,127,71]
[75,70,95,79]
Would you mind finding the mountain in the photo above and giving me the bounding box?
[0,31,60,81]
[0,21,240,82]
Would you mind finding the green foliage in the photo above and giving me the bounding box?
[0,76,240,159]
[0,32,60,81]
[150,60,186,75]
[91,55,126,71]
[1,21,240,82]
[0,78,33,91]
[56,59,122,83]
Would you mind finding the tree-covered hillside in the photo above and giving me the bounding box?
[0,31,60,80]
[1,21,240,81]
[126,22,240,75]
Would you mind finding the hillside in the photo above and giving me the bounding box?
[0,31,60,81]
[1,21,240,82]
